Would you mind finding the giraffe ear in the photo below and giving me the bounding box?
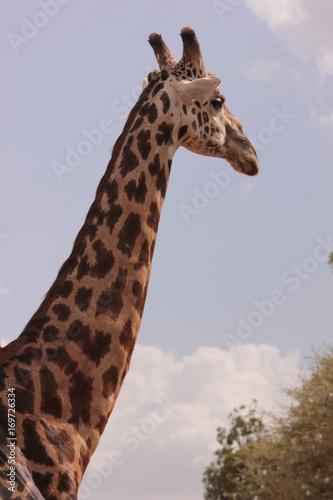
[176,76,221,105]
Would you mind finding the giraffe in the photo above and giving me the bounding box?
[0,27,259,499]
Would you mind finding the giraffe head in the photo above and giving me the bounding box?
[145,26,259,176]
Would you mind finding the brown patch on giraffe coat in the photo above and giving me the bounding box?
[58,472,73,493]
[160,91,171,114]
[151,238,156,258]
[147,202,160,233]
[117,213,141,257]
[75,286,93,312]
[124,172,147,204]
[106,204,123,234]
[119,319,134,351]
[155,121,174,146]
[42,325,59,343]
[45,347,60,361]
[31,471,54,497]
[152,82,164,97]
[77,241,115,280]
[49,346,78,376]
[90,240,115,279]
[13,346,42,365]
[96,288,123,319]
[134,239,149,270]
[178,125,188,141]
[130,116,144,133]
[111,267,128,293]
[95,267,127,318]
[41,420,75,464]
[137,129,151,160]
[40,365,62,418]
[102,365,119,399]
[88,223,98,242]
[78,240,88,256]
[60,280,74,298]
[132,280,145,316]
[68,370,93,427]
[52,303,71,322]
[105,179,119,205]
[148,154,167,198]
[77,255,90,281]
[72,329,112,367]
[67,320,90,341]
[119,135,139,177]
[139,102,158,123]
[22,418,55,466]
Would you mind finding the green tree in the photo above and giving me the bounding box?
[203,347,333,499]
[203,401,265,499]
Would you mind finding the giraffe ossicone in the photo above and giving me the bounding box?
[0,27,259,498]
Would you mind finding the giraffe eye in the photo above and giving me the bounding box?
[211,98,224,111]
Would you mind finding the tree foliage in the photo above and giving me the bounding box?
[203,347,333,499]
[203,401,265,499]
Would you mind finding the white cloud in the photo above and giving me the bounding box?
[316,46,333,83]
[316,110,333,133]
[245,0,306,31]
[240,58,281,82]
[79,343,300,500]
[245,0,333,65]
[244,0,333,133]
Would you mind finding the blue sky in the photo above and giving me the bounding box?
[1,1,333,499]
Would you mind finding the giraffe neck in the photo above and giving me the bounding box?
[5,78,178,493]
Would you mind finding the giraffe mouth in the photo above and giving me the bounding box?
[228,137,260,176]
[224,148,260,177]
[243,157,260,176]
